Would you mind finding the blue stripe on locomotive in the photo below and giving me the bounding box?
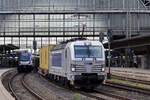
[52,53,62,67]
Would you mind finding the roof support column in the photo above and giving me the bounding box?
[11,37,13,44]
[33,14,35,41]
[26,37,27,48]
[78,14,80,36]
[18,14,20,48]
[56,37,57,44]
[4,16,5,45]
[125,48,130,67]
[123,0,125,9]
[41,37,42,48]
[137,14,140,34]
[48,14,50,44]
[107,14,111,31]
[63,14,65,41]
[48,0,50,11]
[93,14,95,40]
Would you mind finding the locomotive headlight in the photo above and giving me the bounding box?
[102,67,105,72]
[71,67,76,72]
[71,64,76,72]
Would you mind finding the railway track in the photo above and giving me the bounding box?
[105,81,150,95]
[1,69,140,100]
[22,74,44,100]
[95,89,132,100]
[8,73,20,100]
[76,89,132,100]
[75,90,107,100]
[40,75,132,100]
[111,74,150,85]
[5,71,147,100]
[8,72,44,100]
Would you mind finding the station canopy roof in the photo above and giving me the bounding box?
[104,34,150,54]
[0,44,19,53]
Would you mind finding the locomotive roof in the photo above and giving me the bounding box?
[50,43,67,51]
[51,41,102,51]
[60,37,87,44]
[51,37,87,51]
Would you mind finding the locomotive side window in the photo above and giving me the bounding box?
[51,53,62,67]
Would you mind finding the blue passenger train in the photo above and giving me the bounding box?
[17,51,33,72]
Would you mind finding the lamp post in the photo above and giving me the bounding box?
[107,29,112,79]
[33,40,37,72]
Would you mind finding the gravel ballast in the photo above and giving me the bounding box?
[25,73,95,100]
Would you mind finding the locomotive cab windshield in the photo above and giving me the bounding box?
[70,41,105,62]
[74,45,102,58]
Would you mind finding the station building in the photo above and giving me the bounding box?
[0,0,150,69]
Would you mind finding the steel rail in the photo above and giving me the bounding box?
[22,74,44,100]
[111,74,150,85]
[105,81,150,95]
[40,74,132,100]
[8,73,21,100]
[39,75,107,100]
[76,90,107,100]
[95,89,132,100]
